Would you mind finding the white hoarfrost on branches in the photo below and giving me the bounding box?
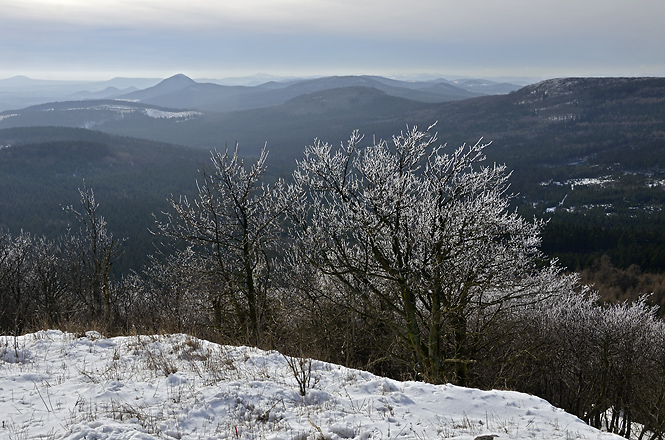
[289,124,576,384]
[154,145,287,345]
[64,184,124,326]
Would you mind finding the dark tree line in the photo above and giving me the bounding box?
[2,125,665,438]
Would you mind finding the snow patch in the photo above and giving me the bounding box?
[32,104,201,121]
[0,113,18,122]
[0,331,624,440]
[143,108,201,119]
[647,179,665,188]
[539,176,614,188]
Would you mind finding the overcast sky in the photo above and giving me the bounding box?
[1,0,664,81]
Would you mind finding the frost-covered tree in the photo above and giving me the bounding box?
[288,124,567,384]
[28,235,70,324]
[518,289,665,439]
[0,231,75,332]
[154,146,286,346]
[0,231,34,332]
[64,185,124,326]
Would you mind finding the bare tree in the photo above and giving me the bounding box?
[516,287,665,439]
[64,184,124,326]
[0,231,74,332]
[154,145,286,346]
[29,235,70,324]
[288,124,568,384]
[0,231,34,333]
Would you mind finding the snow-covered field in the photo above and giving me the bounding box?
[0,330,622,440]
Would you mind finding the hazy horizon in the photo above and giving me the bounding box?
[2,0,664,82]
[2,66,662,86]
[0,71,547,85]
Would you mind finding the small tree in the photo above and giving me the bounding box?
[289,124,566,384]
[0,231,34,333]
[0,231,79,332]
[64,185,123,327]
[29,235,70,325]
[154,145,286,346]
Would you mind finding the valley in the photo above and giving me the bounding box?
[1,74,664,278]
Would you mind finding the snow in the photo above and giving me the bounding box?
[647,179,665,188]
[36,104,200,120]
[60,104,137,115]
[0,113,18,122]
[0,331,623,440]
[539,176,614,189]
[143,109,201,119]
[566,177,614,189]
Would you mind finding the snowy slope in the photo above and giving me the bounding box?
[0,331,622,440]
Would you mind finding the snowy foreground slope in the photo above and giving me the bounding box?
[0,331,622,440]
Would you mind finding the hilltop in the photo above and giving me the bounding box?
[0,330,624,440]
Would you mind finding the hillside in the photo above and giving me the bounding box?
[1,77,664,273]
[114,73,504,111]
[3,77,662,171]
[0,76,162,112]
[1,73,514,114]
[421,77,665,271]
[0,127,210,272]
[0,330,624,440]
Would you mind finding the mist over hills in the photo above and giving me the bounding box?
[0,76,163,111]
[69,86,140,100]
[112,73,499,112]
[2,75,662,173]
[1,75,664,273]
[0,73,520,113]
[118,73,198,102]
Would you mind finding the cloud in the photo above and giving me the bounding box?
[3,0,663,51]
[6,0,661,40]
[1,0,664,79]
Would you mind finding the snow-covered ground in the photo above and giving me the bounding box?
[143,108,201,119]
[0,330,622,440]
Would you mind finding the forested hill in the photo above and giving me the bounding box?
[426,77,665,169]
[2,77,663,173]
[1,78,664,275]
[0,127,210,273]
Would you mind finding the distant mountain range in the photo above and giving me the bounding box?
[0,76,161,112]
[0,73,521,112]
[108,73,521,112]
[2,76,662,169]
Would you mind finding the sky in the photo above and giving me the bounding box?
[1,0,664,81]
